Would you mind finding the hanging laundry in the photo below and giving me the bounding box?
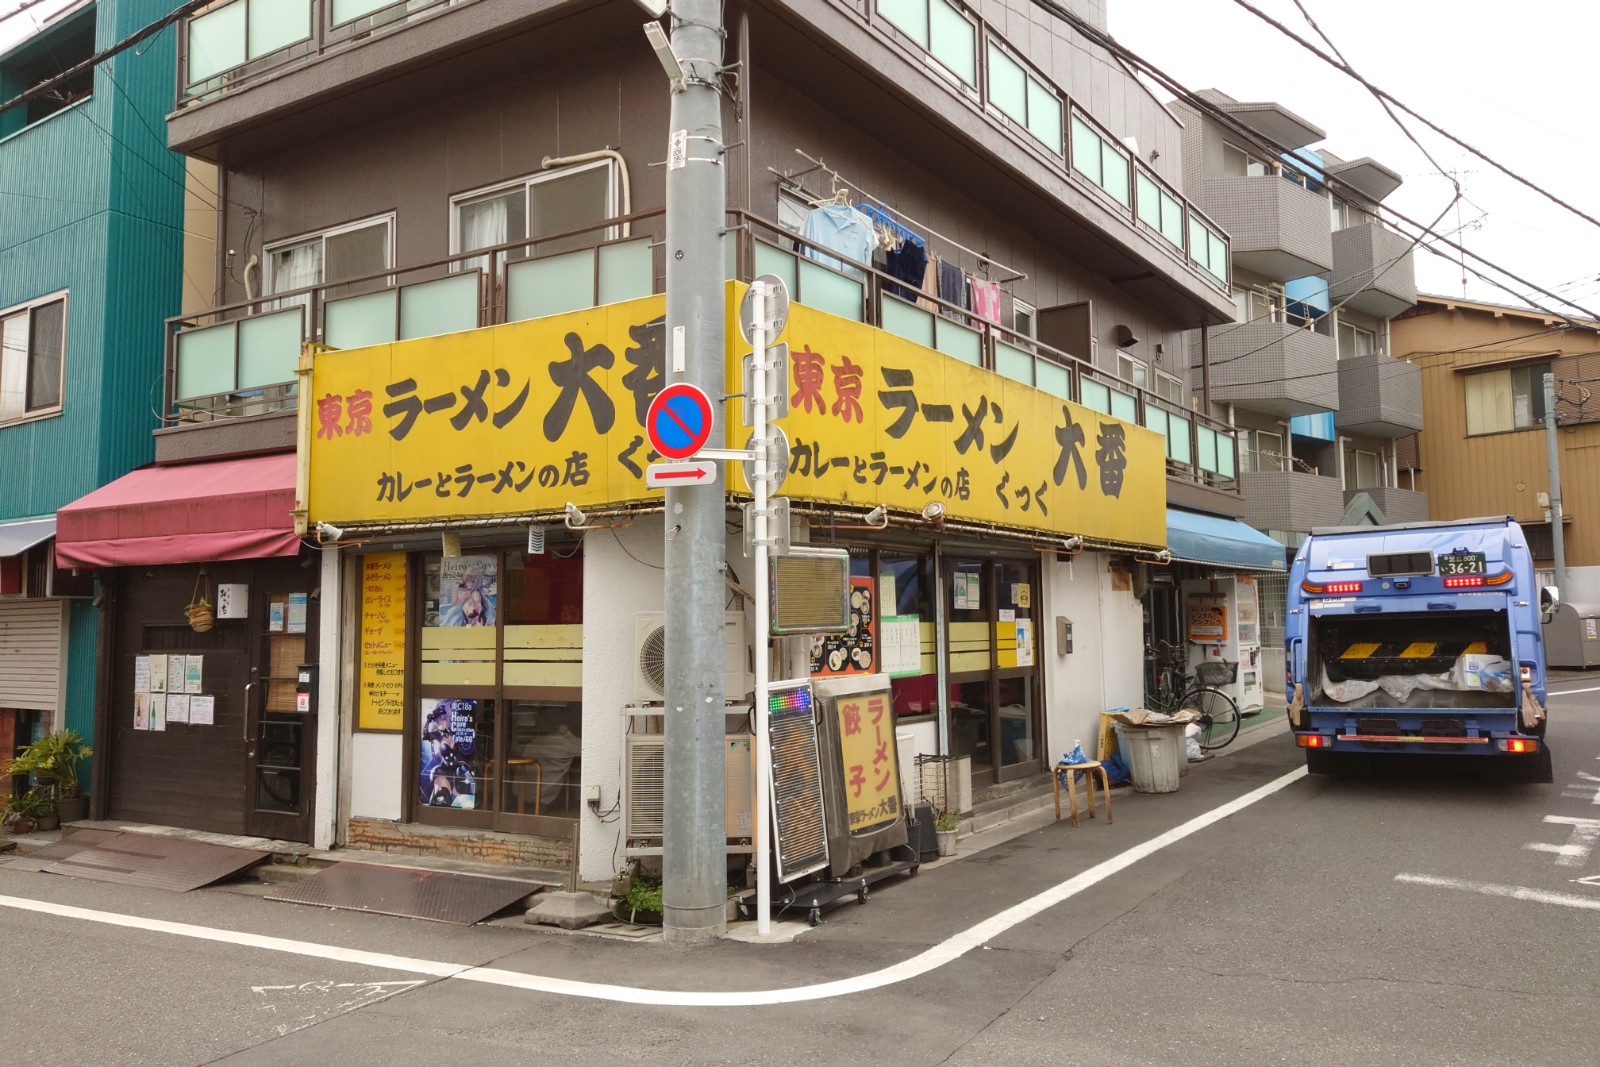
[917,256,939,312]
[884,241,928,302]
[802,203,876,276]
[969,278,1003,334]
[937,260,969,322]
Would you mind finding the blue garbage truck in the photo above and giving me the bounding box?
[1286,516,1556,781]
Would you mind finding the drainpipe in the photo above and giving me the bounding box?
[1546,373,1568,590]
[1200,321,1211,412]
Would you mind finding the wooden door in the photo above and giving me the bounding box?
[243,573,317,842]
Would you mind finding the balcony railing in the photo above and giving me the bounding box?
[163,208,1240,491]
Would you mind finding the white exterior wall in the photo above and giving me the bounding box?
[1041,552,1144,761]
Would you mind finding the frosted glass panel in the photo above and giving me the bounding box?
[936,320,981,365]
[237,309,302,389]
[400,273,479,341]
[1137,172,1161,231]
[1080,378,1110,414]
[325,290,398,349]
[878,0,928,46]
[724,232,739,280]
[1035,360,1070,399]
[987,45,1026,123]
[1143,406,1168,441]
[1161,192,1185,248]
[1197,425,1219,473]
[882,297,934,348]
[929,1,975,85]
[994,342,1034,385]
[753,242,797,293]
[1167,412,1192,464]
[1027,81,1062,153]
[188,2,247,83]
[1207,230,1229,282]
[1110,388,1137,423]
[249,0,311,59]
[332,0,395,25]
[175,322,236,400]
[1217,434,1238,478]
[598,239,653,305]
[506,250,595,321]
[1102,146,1130,207]
[798,260,863,321]
[1070,115,1101,185]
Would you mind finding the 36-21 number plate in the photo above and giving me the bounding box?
[1437,551,1486,576]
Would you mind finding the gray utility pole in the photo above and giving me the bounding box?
[1545,372,1567,591]
[660,0,729,942]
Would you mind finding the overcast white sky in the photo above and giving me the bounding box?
[6,0,1598,316]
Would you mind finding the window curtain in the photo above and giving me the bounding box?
[271,242,323,320]
[460,196,511,274]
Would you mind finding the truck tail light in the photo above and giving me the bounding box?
[1297,734,1327,748]
[1484,570,1514,586]
[1499,738,1538,753]
[1303,580,1362,595]
[1443,576,1485,588]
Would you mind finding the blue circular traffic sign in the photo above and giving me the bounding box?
[646,383,715,461]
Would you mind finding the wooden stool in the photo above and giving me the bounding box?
[1053,760,1112,827]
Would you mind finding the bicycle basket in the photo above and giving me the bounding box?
[1194,660,1237,685]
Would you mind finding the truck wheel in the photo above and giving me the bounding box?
[1526,743,1554,784]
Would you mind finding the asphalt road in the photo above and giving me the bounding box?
[4,688,1597,1066]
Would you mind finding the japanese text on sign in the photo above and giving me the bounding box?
[836,690,902,834]
[359,553,407,731]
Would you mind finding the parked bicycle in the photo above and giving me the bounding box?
[1144,640,1241,751]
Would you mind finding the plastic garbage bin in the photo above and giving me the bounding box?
[1115,724,1183,793]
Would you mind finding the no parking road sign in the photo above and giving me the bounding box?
[646,382,715,461]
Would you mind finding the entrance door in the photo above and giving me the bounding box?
[244,574,316,841]
[945,557,1042,787]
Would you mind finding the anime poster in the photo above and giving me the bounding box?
[419,698,483,809]
[811,577,875,676]
[436,556,498,627]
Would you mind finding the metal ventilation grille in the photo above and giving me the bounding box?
[639,624,667,697]
[771,550,851,635]
[769,697,829,882]
[625,738,667,838]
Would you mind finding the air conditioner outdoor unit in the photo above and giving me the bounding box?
[633,611,753,704]
[624,734,755,853]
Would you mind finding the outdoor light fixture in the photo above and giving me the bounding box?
[863,505,888,528]
[564,502,589,529]
[921,501,946,522]
[1061,535,1084,551]
[643,21,685,86]
[313,521,344,543]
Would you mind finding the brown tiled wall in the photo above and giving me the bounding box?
[346,817,572,869]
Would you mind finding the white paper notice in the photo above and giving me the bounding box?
[998,609,1015,622]
[134,656,151,695]
[189,695,215,726]
[149,654,168,693]
[1015,619,1035,668]
[166,694,191,724]
[881,615,922,678]
[134,692,150,730]
[166,655,186,695]
[184,655,204,694]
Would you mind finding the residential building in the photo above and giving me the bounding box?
[0,0,185,797]
[1170,89,1424,690]
[49,0,1250,885]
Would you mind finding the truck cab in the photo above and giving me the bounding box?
[1286,517,1553,780]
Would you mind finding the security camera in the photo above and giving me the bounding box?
[314,521,345,543]
[564,502,589,529]
[864,505,888,527]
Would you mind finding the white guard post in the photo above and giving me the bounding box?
[750,279,774,936]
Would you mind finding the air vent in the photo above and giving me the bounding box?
[770,547,851,635]
[624,734,756,846]
[768,687,829,882]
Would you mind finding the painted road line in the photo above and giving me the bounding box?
[0,766,1309,1007]
[1395,873,1600,912]
[1548,685,1600,697]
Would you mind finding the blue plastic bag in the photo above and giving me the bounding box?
[1101,752,1132,786]
[1061,742,1088,765]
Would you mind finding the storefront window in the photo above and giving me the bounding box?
[882,554,937,718]
[947,557,1041,783]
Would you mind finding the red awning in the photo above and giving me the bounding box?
[56,453,301,568]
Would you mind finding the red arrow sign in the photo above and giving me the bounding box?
[646,461,719,488]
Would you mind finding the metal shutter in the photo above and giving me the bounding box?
[770,696,829,883]
[0,599,65,712]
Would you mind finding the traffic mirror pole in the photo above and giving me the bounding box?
[660,0,728,943]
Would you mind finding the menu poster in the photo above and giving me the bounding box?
[190,695,215,726]
[134,692,150,730]
[810,577,875,676]
[881,615,922,678]
[149,654,168,693]
[287,592,309,635]
[1015,619,1035,667]
[268,597,286,633]
[134,656,152,695]
[954,569,982,610]
[184,655,204,694]
[166,655,186,695]
[358,553,408,731]
[166,694,191,725]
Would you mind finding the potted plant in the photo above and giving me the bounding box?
[3,788,56,834]
[6,729,93,823]
[934,808,961,857]
[613,871,665,926]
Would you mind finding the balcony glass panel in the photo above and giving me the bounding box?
[249,0,311,59]
[882,296,935,348]
[1207,230,1228,284]
[936,320,981,365]
[236,309,302,389]
[175,321,237,401]
[1101,145,1130,207]
[1160,191,1185,248]
[598,239,654,305]
[1216,435,1237,478]
[1109,388,1136,423]
[994,342,1034,385]
[1027,81,1063,154]
[928,1,975,85]
[1035,359,1070,399]
[1196,425,1219,473]
[400,273,479,341]
[506,250,594,322]
[1167,412,1192,464]
[987,45,1026,123]
[1136,172,1160,231]
[331,0,396,26]
[187,2,246,84]
[754,242,798,294]
[1080,378,1110,414]
[1143,405,1168,442]
[723,232,738,280]
[1070,115,1101,186]
[325,290,398,349]
[878,0,928,46]
[797,261,863,322]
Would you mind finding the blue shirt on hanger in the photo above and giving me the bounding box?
[802,204,876,276]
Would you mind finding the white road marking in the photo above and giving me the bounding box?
[0,766,1307,1007]
[1548,685,1600,696]
[251,979,425,1037]
[1396,873,1600,912]
[1523,815,1600,868]
[1572,874,1600,889]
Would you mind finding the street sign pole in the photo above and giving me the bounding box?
[661,0,727,943]
[750,280,773,937]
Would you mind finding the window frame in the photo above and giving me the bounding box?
[0,290,69,428]
[877,0,979,89]
[983,40,1062,154]
[448,159,620,268]
[1069,111,1131,209]
[1222,141,1277,178]
[1463,363,1551,436]
[263,211,397,296]
[1249,429,1285,473]
[1012,299,1036,340]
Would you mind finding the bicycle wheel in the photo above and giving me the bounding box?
[1185,685,1240,750]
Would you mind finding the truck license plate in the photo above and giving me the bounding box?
[1437,551,1486,576]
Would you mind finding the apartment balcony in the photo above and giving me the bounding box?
[1196,175,1332,282]
[1240,469,1346,536]
[1194,320,1338,418]
[159,209,1242,501]
[1329,222,1417,319]
[1349,485,1428,525]
[1334,352,1422,438]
